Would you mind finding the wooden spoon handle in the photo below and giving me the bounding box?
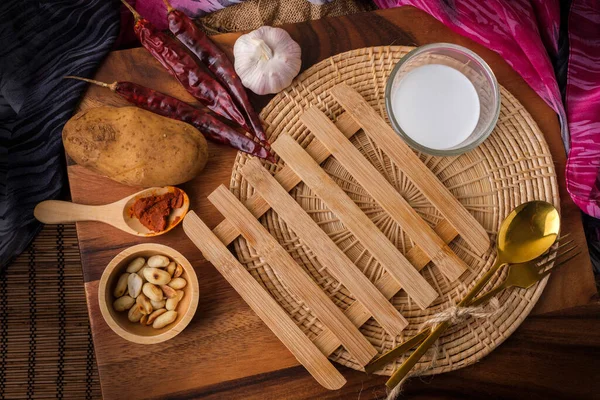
[34,200,108,224]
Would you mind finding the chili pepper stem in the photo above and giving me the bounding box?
[162,0,174,13]
[120,0,142,22]
[64,76,118,91]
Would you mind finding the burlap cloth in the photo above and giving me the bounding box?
[199,0,375,34]
[0,1,370,398]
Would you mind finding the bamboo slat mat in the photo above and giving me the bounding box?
[230,46,559,376]
[1,224,101,399]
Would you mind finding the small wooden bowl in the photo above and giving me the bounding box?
[99,244,199,344]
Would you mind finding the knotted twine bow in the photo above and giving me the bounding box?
[386,297,505,400]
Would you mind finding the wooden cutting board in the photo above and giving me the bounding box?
[67,7,596,399]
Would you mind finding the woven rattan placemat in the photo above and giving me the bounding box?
[1,224,101,399]
[230,46,559,376]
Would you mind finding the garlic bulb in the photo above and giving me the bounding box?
[233,26,302,95]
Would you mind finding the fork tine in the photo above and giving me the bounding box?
[534,244,579,271]
[554,245,579,260]
[555,239,575,251]
[534,257,557,271]
[538,236,573,259]
[538,251,582,279]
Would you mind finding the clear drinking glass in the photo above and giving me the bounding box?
[385,43,500,156]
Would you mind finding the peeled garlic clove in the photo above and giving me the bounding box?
[153,310,177,329]
[126,257,146,273]
[166,262,176,277]
[176,290,185,302]
[128,304,143,322]
[168,278,187,290]
[233,26,301,95]
[173,264,183,279]
[136,293,153,315]
[114,273,129,297]
[113,295,135,312]
[142,282,163,302]
[148,255,170,268]
[147,308,167,325]
[160,284,178,299]
[151,299,166,309]
[143,267,171,285]
[127,273,143,298]
[166,297,179,311]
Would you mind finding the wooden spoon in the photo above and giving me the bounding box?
[34,187,189,237]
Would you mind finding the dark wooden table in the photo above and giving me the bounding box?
[68,7,598,399]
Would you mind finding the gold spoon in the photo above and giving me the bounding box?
[385,200,560,389]
[34,187,189,237]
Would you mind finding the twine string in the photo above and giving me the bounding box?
[387,298,505,400]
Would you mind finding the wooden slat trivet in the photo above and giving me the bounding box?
[271,135,438,310]
[211,113,360,245]
[313,219,458,356]
[183,85,489,388]
[208,186,378,366]
[241,158,408,336]
[300,107,468,281]
[213,109,462,271]
[330,84,490,254]
[182,213,347,390]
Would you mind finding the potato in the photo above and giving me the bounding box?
[63,106,208,187]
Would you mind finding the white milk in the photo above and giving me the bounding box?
[391,64,480,150]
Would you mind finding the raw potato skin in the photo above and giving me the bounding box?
[63,106,208,187]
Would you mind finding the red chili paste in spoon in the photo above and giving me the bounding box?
[131,188,184,232]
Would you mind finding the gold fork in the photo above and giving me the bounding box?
[364,237,579,375]
[468,239,579,306]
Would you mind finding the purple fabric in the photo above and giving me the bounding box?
[375,0,600,218]
[565,1,600,217]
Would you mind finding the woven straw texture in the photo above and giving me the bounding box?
[230,45,559,376]
[1,224,101,399]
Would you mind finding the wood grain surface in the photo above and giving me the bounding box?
[67,6,598,399]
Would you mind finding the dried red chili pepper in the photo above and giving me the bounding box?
[162,0,268,144]
[120,0,250,133]
[66,76,275,162]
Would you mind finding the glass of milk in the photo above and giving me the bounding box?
[385,43,500,156]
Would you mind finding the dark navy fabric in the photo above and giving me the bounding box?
[0,0,120,269]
